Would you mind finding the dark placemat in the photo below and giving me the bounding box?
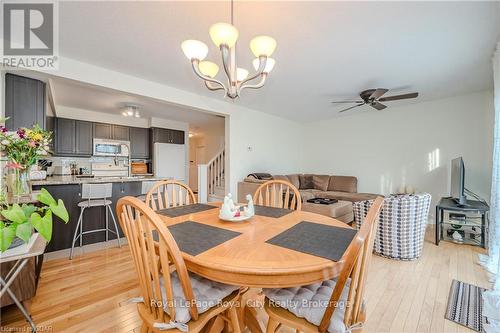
[266,221,357,261]
[167,221,241,256]
[157,203,217,218]
[254,205,293,218]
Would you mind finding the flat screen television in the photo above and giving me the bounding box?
[450,157,467,205]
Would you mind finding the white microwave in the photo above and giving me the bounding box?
[93,138,130,157]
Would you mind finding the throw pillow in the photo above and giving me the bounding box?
[299,174,314,190]
[312,175,330,191]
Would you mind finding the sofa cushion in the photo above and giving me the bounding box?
[299,174,315,190]
[312,175,330,191]
[286,174,300,189]
[317,191,379,203]
[328,176,357,193]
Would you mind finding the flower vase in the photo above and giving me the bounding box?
[7,168,31,201]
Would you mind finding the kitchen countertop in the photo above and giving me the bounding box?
[31,175,165,186]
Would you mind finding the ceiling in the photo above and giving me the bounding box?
[44,75,225,133]
[58,1,500,122]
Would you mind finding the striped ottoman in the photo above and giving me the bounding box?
[353,193,431,260]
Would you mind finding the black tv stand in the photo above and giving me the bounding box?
[435,197,489,248]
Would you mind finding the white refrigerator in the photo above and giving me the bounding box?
[153,143,186,182]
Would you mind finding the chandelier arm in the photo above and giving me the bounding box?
[239,56,267,88]
[220,45,233,83]
[239,73,268,92]
[191,59,227,93]
[205,81,225,91]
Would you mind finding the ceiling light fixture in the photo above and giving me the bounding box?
[181,0,276,99]
[122,104,140,118]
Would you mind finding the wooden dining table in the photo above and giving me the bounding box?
[157,202,355,332]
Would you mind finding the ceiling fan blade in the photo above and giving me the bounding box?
[331,101,364,104]
[369,88,389,100]
[371,102,387,110]
[379,92,418,102]
[338,103,365,113]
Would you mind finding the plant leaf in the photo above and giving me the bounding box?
[21,204,37,218]
[15,222,32,243]
[31,211,53,242]
[1,204,28,224]
[0,225,16,252]
[36,188,57,206]
[50,199,69,223]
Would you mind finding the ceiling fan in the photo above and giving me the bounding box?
[332,88,419,113]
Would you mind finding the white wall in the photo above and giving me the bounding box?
[226,109,304,196]
[302,91,494,210]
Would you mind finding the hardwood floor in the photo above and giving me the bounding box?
[1,231,491,333]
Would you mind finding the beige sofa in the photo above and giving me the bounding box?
[238,174,380,223]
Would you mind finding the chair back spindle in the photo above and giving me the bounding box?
[145,180,196,211]
[253,180,302,211]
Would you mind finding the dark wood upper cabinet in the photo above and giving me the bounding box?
[130,127,150,159]
[112,125,130,141]
[5,73,45,130]
[75,120,93,156]
[93,123,113,139]
[172,129,185,144]
[54,118,76,156]
[151,127,185,144]
[54,118,93,157]
[93,123,129,141]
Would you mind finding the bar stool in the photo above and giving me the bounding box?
[69,183,121,259]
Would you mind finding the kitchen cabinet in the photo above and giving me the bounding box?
[93,123,113,139]
[32,181,144,252]
[75,120,93,155]
[130,127,151,159]
[54,118,93,157]
[93,123,130,141]
[152,127,185,144]
[5,73,45,130]
[112,125,130,141]
[54,118,76,156]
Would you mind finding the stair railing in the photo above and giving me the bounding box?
[198,147,225,203]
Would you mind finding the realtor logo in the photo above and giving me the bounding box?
[1,1,59,69]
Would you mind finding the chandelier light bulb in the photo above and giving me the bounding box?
[135,112,140,118]
[199,61,219,78]
[253,57,275,73]
[122,111,128,117]
[209,23,239,48]
[236,68,249,81]
[127,110,134,116]
[181,40,208,60]
[250,36,277,57]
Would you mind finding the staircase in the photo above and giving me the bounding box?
[198,148,225,203]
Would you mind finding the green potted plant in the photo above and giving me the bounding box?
[0,188,69,252]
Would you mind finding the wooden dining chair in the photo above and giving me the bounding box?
[116,196,242,333]
[145,180,197,211]
[263,196,384,333]
[253,180,302,211]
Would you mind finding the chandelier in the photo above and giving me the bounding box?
[181,0,276,99]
